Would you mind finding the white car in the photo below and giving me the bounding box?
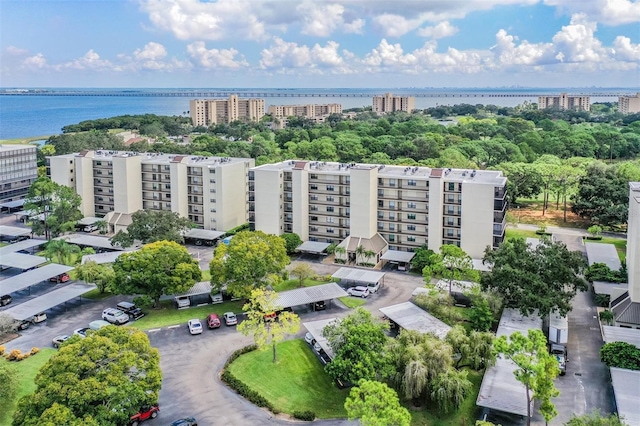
[224,312,238,326]
[102,308,129,325]
[187,319,203,335]
[304,332,315,345]
[347,286,370,298]
[367,281,380,293]
[73,327,90,338]
[52,335,71,348]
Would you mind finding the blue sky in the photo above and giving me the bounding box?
[1,0,639,88]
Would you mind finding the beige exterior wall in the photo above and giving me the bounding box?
[372,93,415,113]
[76,155,98,217]
[460,183,497,258]
[170,161,188,217]
[112,155,142,214]
[628,183,640,302]
[427,176,444,254]
[619,93,640,114]
[190,96,265,126]
[349,166,377,238]
[253,167,283,235]
[215,160,253,230]
[48,155,75,189]
[291,168,309,240]
[268,103,342,119]
[538,94,591,111]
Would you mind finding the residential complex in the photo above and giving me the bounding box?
[0,144,38,203]
[48,150,254,232]
[268,103,342,119]
[372,93,416,114]
[618,93,640,114]
[189,96,265,127]
[537,93,591,111]
[249,160,506,260]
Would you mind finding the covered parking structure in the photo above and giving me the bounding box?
[379,302,452,339]
[331,267,385,287]
[610,368,640,426]
[585,242,622,270]
[0,199,26,213]
[0,263,74,296]
[380,250,415,271]
[183,229,225,246]
[303,317,339,360]
[295,241,331,256]
[275,283,348,309]
[593,281,628,297]
[0,225,32,242]
[55,234,123,252]
[81,251,129,265]
[477,308,542,417]
[602,325,640,347]
[0,252,48,270]
[3,282,96,321]
[0,238,46,256]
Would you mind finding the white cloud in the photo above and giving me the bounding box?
[260,37,312,69]
[6,46,29,56]
[551,14,610,63]
[297,2,364,37]
[134,42,168,61]
[23,53,47,69]
[371,14,425,38]
[544,0,640,26]
[56,50,113,70]
[187,41,248,68]
[613,36,640,61]
[311,41,344,66]
[492,29,556,65]
[417,21,459,39]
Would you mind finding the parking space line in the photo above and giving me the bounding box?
[146,328,161,332]
[167,325,180,329]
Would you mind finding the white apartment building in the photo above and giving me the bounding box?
[0,144,38,203]
[618,93,640,114]
[268,103,342,119]
[538,93,591,111]
[372,93,416,114]
[190,95,265,127]
[48,150,254,232]
[249,161,507,260]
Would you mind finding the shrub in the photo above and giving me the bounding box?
[594,293,611,307]
[30,347,40,356]
[0,345,5,356]
[19,353,31,361]
[133,295,154,309]
[292,411,316,421]
[600,342,640,370]
[5,349,22,361]
[599,310,614,325]
[221,370,275,411]
[223,344,258,369]
[585,263,626,283]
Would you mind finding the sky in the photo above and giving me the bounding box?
[1,0,639,88]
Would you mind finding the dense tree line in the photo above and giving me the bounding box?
[61,114,191,135]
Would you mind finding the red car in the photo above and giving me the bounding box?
[206,313,221,329]
[130,405,159,426]
[49,273,70,283]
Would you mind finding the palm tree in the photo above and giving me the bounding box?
[334,246,347,263]
[44,239,80,266]
[355,245,366,265]
[96,220,108,235]
[363,249,376,266]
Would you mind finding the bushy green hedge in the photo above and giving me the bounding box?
[600,342,640,370]
[223,344,258,369]
[292,411,316,421]
[224,223,249,237]
[585,262,627,283]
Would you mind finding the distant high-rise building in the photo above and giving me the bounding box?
[0,144,38,203]
[268,103,343,128]
[538,93,590,112]
[618,93,640,114]
[190,96,265,126]
[372,93,415,114]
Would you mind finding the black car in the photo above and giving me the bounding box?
[310,301,326,311]
[170,418,197,426]
[0,294,12,306]
[116,301,145,320]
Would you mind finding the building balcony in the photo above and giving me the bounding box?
[494,187,507,200]
[493,222,506,236]
[443,209,461,216]
[444,198,462,205]
[494,209,507,223]
[494,198,507,211]
[443,218,461,228]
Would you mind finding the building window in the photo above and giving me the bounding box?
[326,227,335,234]
[388,234,395,242]
[389,224,395,231]
[389,213,395,220]
[311,216,318,221]
[407,202,416,209]
[310,174,318,179]
[327,206,334,212]
[378,189,384,197]
[408,180,417,186]
[448,182,455,191]
[165,184,171,189]
[407,224,416,231]
[407,236,416,242]
[326,196,334,202]
[210,169,216,174]
[378,200,384,208]
[378,222,384,230]
[326,185,334,191]
[310,184,318,190]
[326,217,335,223]
[311,194,318,200]
[389,179,396,187]
[407,213,416,220]
[378,212,384,219]
[389,201,395,209]
[310,226,318,232]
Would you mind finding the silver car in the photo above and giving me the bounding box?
[347,286,370,298]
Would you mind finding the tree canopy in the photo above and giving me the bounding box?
[12,326,161,426]
[481,237,587,316]
[110,209,194,248]
[112,240,201,307]
[599,342,640,370]
[344,380,411,426]
[209,231,289,298]
[423,244,479,295]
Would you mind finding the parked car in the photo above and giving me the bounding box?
[310,300,326,311]
[116,301,145,320]
[210,292,223,304]
[551,344,568,376]
[74,327,90,338]
[129,404,159,426]
[89,320,111,331]
[188,319,203,335]
[52,335,71,348]
[346,286,370,298]
[29,312,47,324]
[175,296,191,309]
[83,224,98,232]
[206,313,221,329]
[102,308,129,325]
[367,281,380,293]
[0,294,12,306]
[304,332,316,345]
[223,312,238,326]
[313,341,323,354]
[170,418,197,426]
[49,273,70,283]
[264,311,277,321]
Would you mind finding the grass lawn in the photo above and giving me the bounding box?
[129,299,245,330]
[338,296,367,309]
[0,348,56,425]
[227,339,349,418]
[408,369,483,426]
[272,278,326,292]
[200,270,211,282]
[82,288,114,300]
[583,237,627,262]
[505,227,539,241]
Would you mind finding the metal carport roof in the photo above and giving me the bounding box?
[332,267,385,284]
[379,302,452,339]
[183,228,225,241]
[0,199,26,209]
[174,281,213,297]
[0,253,48,270]
[3,282,96,321]
[610,368,640,426]
[0,239,46,256]
[593,281,628,296]
[78,217,102,225]
[0,225,32,238]
[81,251,133,265]
[55,234,123,251]
[303,317,339,359]
[434,279,477,294]
[0,264,74,295]
[380,250,415,263]
[602,325,640,348]
[275,283,348,309]
[585,242,622,270]
[472,258,491,272]
[296,241,330,254]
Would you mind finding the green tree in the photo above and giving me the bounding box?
[237,289,300,363]
[110,210,193,248]
[565,410,629,426]
[410,245,436,273]
[495,162,543,205]
[445,325,495,370]
[430,368,473,414]
[494,329,560,426]
[75,261,114,294]
[280,232,302,255]
[344,380,411,426]
[571,162,629,227]
[112,240,201,307]
[423,245,479,296]
[468,294,496,332]
[0,362,18,408]
[290,263,314,288]
[0,312,16,335]
[599,342,640,370]
[12,326,161,426]
[482,237,587,316]
[209,231,289,299]
[43,239,81,265]
[323,308,391,384]
[587,225,603,238]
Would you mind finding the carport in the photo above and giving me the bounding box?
[55,233,123,251]
[379,302,452,339]
[380,250,415,271]
[0,225,32,241]
[161,281,217,306]
[81,251,129,265]
[0,239,45,256]
[331,267,385,287]
[593,281,628,296]
[472,258,491,272]
[275,283,348,309]
[183,229,225,246]
[78,217,102,226]
[610,368,640,425]
[295,241,330,256]
[0,252,48,270]
[303,317,339,359]
[585,242,622,270]
[0,263,74,296]
[3,282,96,321]
[0,199,25,213]
[602,325,640,347]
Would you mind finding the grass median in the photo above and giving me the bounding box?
[227,339,348,418]
[338,296,366,309]
[129,300,245,330]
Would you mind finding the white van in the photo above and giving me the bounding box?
[175,296,191,309]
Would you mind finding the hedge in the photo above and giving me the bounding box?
[293,411,316,421]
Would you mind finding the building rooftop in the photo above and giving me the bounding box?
[379,302,452,339]
[0,144,36,152]
[55,150,249,167]
[585,242,622,270]
[253,160,506,185]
